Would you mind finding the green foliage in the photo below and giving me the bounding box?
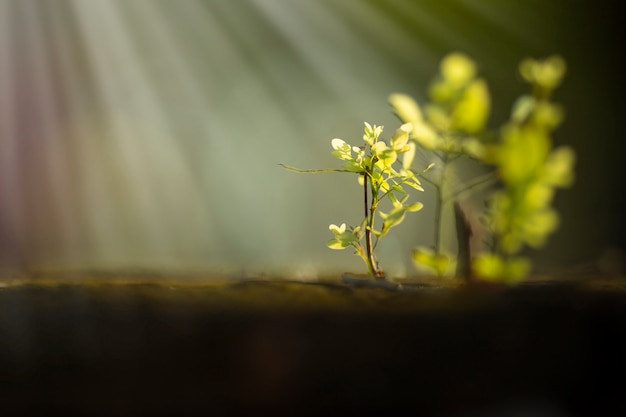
[390,52,575,283]
[281,122,430,279]
[412,246,452,277]
[389,52,496,277]
[473,56,575,282]
[283,52,575,284]
[471,253,531,283]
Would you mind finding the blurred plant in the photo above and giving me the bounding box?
[390,53,575,283]
[281,122,431,280]
[472,55,575,282]
[389,52,496,277]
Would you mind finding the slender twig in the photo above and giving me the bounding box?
[278,164,356,174]
[433,182,443,254]
[419,174,437,187]
[433,154,449,255]
[363,174,375,277]
[363,172,384,278]
[443,170,498,204]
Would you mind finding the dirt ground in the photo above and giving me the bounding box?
[0,273,625,416]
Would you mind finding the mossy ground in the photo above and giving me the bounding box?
[1,272,625,416]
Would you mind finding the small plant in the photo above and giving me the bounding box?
[281,122,431,280]
[390,53,575,283]
[282,52,574,285]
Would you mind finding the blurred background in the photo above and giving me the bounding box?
[0,0,624,278]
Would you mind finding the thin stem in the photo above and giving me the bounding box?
[419,174,437,187]
[433,182,443,254]
[355,244,371,272]
[363,173,384,278]
[433,154,448,255]
[278,164,356,174]
[442,170,498,204]
[363,174,369,219]
[362,174,375,276]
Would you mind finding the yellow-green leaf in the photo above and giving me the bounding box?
[412,246,451,276]
[452,79,490,134]
[541,146,576,187]
[389,93,423,124]
[390,123,412,151]
[441,52,477,86]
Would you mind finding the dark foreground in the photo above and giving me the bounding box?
[0,275,625,416]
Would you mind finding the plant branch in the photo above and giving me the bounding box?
[433,182,443,254]
[419,174,437,187]
[443,170,498,204]
[432,153,449,255]
[363,173,384,278]
[279,164,357,174]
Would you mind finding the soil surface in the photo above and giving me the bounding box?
[0,273,625,416]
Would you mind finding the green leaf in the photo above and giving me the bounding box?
[500,232,524,255]
[331,138,353,161]
[541,146,576,187]
[370,171,390,193]
[390,123,412,151]
[387,192,401,207]
[451,79,490,134]
[402,142,416,170]
[440,52,477,86]
[329,223,346,235]
[519,55,566,90]
[472,254,530,283]
[498,126,551,184]
[363,122,383,146]
[524,183,555,210]
[405,180,425,192]
[389,93,423,124]
[522,208,559,248]
[510,95,535,124]
[371,141,386,155]
[407,202,424,212]
[532,102,564,130]
[472,253,504,279]
[379,210,406,236]
[504,257,531,281]
[425,105,451,132]
[428,79,456,103]
[411,122,441,150]
[391,184,406,194]
[412,246,451,276]
[327,239,350,250]
[327,223,359,250]
[342,161,365,173]
[379,197,423,236]
[372,142,397,167]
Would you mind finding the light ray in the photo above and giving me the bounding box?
[248,0,404,113]
[0,0,23,267]
[18,0,81,263]
[69,0,173,265]
[114,0,224,264]
[0,0,575,276]
[45,1,124,268]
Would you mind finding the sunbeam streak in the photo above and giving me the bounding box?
[0,0,595,276]
[0,0,23,267]
[70,0,174,262]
